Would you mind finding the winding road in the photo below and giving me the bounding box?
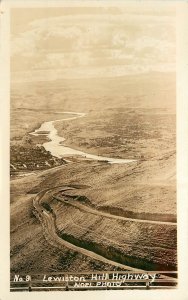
[33,187,143,271]
[33,186,176,275]
[53,193,177,226]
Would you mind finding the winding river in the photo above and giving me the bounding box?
[30,112,135,164]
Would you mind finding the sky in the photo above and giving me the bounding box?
[11,5,176,81]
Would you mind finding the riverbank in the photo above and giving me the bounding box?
[10,143,66,176]
[10,72,176,274]
[54,107,175,161]
[29,112,136,164]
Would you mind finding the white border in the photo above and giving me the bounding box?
[0,1,188,299]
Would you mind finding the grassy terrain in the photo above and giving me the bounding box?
[55,108,175,160]
[10,72,177,274]
[11,176,123,274]
[10,153,177,273]
[52,198,176,270]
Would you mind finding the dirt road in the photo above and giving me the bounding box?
[33,188,144,271]
[32,186,177,284]
[54,194,176,226]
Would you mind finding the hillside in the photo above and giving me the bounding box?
[10,72,176,275]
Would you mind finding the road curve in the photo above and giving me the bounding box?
[54,194,177,226]
[33,188,144,272]
[32,186,176,281]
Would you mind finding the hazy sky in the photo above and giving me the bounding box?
[11,5,176,81]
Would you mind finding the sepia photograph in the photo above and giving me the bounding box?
[9,1,177,292]
[1,0,188,298]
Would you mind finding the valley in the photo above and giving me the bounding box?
[10,73,177,277]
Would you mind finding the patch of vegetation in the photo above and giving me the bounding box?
[41,202,53,213]
[10,143,66,174]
